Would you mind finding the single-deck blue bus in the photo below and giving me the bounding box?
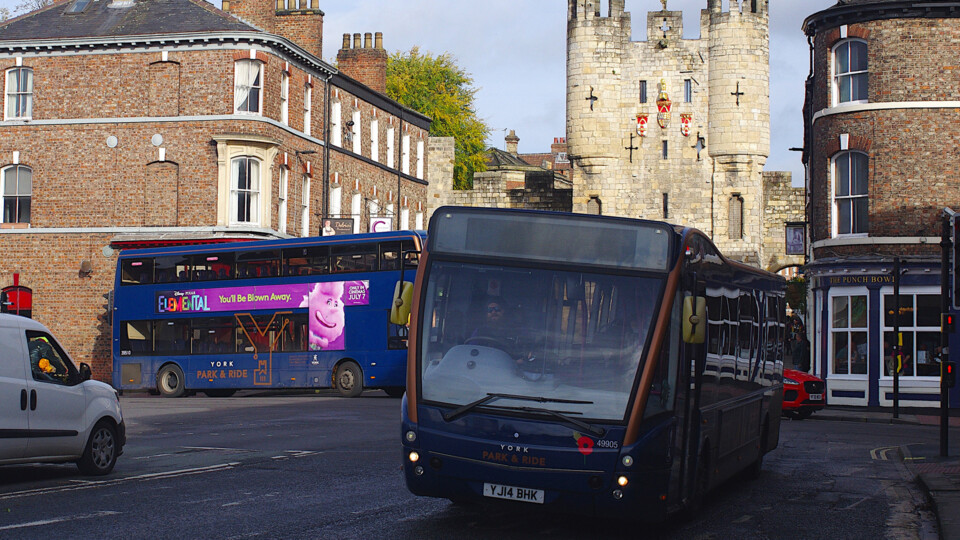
[112,231,423,398]
[401,207,785,519]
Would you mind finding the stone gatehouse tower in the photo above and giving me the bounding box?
[567,0,778,266]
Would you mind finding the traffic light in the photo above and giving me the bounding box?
[945,361,957,389]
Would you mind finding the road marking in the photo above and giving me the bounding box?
[0,511,120,532]
[0,463,240,501]
[133,453,174,460]
[870,446,899,461]
[181,446,251,452]
[271,450,321,460]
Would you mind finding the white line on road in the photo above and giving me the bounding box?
[0,463,241,501]
[0,511,120,532]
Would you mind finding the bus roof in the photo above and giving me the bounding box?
[116,230,427,258]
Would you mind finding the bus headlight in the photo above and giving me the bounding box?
[408,451,420,463]
[612,489,623,500]
[621,455,634,467]
[405,430,417,443]
[617,475,629,487]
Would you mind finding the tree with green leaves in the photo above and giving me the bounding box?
[385,47,488,189]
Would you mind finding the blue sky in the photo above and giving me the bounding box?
[1,0,839,185]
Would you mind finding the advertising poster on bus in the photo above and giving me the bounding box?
[155,280,370,352]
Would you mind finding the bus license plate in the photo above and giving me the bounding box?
[483,482,544,504]
[809,393,823,401]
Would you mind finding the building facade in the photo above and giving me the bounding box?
[566,0,800,270]
[802,0,960,408]
[429,1,803,274]
[0,0,431,380]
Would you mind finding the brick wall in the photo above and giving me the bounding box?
[0,41,429,381]
[336,33,388,94]
[807,15,960,261]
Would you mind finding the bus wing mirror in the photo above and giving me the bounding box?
[390,281,414,325]
[682,296,706,344]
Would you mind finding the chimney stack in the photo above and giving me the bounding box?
[505,130,520,156]
[223,0,324,59]
[337,31,388,94]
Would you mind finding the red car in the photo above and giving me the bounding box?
[782,368,826,419]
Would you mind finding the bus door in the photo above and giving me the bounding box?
[677,241,707,505]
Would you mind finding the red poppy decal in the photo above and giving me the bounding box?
[577,435,594,456]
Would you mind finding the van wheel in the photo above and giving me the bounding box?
[747,422,768,479]
[157,364,186,398]
[77,420,118,475]
[335,362,363,397]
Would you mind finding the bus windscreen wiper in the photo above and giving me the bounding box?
[442,393,593,423]
[498,406,606,438]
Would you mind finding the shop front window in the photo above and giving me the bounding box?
[882,292,941,378]
[831,294,867,375]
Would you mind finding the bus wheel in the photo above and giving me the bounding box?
[204,389,237,398]
[383,387,405,398]
[157,364,186,398]
[335,361,363,398]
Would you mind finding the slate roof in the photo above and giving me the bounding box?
[804,0,960,34]
[0,0,256,41]
[485,148,541,170]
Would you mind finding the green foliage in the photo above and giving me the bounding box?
[386,47,488,189]
[786,275,807,315]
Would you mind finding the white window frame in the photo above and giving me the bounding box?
[352,110,361,154]
[880,287,942,380]
[400,206,409,230]
[329,184,342,217]
[277,167,288,234]
[5,67,33,120]
[401,133,410,175]
[387,127,396,168]
[351,192,362,234]
[828,290,869,378]
[415,211,423,230]
[831,150,869,237]
[300,174,310,237]
[370,119,379,162]
[230,156,261,225]
[280,72,289,125]
[234,60,263,115]
[303,84,312,136]
[1,165,31,224]
[832,39,868,105]
[416,139,424,180]
[331,101,342,147]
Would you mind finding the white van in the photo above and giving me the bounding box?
[0,314,124,475]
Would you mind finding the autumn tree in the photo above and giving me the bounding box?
[385,47,488,189]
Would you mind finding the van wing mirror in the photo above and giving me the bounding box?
[390,281,414,325]
[79,362,92,382]
[682,296,706,344]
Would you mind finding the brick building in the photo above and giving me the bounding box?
[802,0,960,408]
[0,0,431,380]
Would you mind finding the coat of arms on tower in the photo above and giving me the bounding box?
[680,114,692,137]
[637,114,649,137]
[656,79,672,129]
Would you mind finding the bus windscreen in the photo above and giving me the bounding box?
[430,209,672,271]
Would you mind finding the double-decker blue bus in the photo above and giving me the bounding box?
[112,231,422,398]
[401,207,785,519]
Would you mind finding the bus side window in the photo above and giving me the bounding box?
[380,242,402,271]
[331,244,377,274]
[121,259,154,285]
[283,246,329,276]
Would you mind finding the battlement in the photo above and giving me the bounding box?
[708,0,767,16]
[568,0,625,21]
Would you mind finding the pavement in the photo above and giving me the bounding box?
[808,406,960,540]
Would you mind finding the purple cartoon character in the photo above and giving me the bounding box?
[302,281,346,350]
